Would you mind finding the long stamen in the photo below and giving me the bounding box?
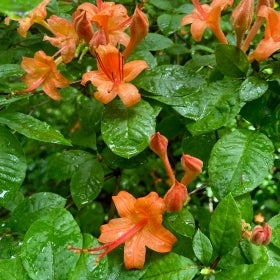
[192,0,207,19]
[95,51,112,81]
[68,218,148,261]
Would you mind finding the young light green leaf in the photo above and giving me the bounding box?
[0,112,71,145]
[142,253,199,280]
[10,192,66,233]
[215,264,280,280]
[193,229,213,265]
[70,234,108,280]
[209,129,274,199]
[0,126,26,207]
[101,99,156,158]
[70,159,104,209]
[215,44,249,77]
[166,208,195,238]
[21,208,82,280]
[209,194,241,255]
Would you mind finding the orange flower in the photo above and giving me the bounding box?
[74,0,131,48]
[11,0,51,37]
[69,191,176,270]
[81,44,148,107]
[20,51,69,100]
[43,15,79,63]
[248,6,280,62]
[181,0,233,43]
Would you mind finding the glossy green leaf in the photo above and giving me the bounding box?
[70,158,104,209]
[166,208,195,238]
[240,76,268,102]
[134,64,205,109]
[137,33,173,51]
[186,79,243,135]
[215,264,280,280]
[47,150,95,182]
[268,214,280,248]
[0,94,31,106]
[142,252,199,280]
[157,14,182,35]
[0,0,42,16]
[235,193,253,222]
[240,241,268,264]
[10,192,66,232]
[0,112,71,146]
[21,208,82,280]
[218,246,248,269]
[70,234,108,280]
[209,194,241,255]
[0,126,26,207]
[209,129,274,199]
[101,99,156,158]
[215,44,249,77]
[0,258,29,280]
[149,0,174,11]
[193,229,213,265]
[0,64,24,78]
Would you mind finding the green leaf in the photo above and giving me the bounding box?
[166,208,195,238]
[142,252,199,280]
[134,65,205,110]
[240,76,268,102]
[149,0,174,11]
[0,94,31,106]
[215,44,249,77]
[215,264,280,280]
[9,192,66,232]
[47,150,95,182]
[137,33,174,51]
[235,193,253,222]
[21,208,82,280]
[157,14,182,35]
[0,258,29,280]
[70,158,104,209]
[209,129,274,199]
[0,112,71,146]
[101,99,156,158]
[0,126,26,207]
[186,79,244,135]
[268,214,280,248]
[209,194,241,255]
[70,234,108,280]
[240,241,268,264]
[0,64,24,78]
[193,229,213,265]
[0,0,42,17]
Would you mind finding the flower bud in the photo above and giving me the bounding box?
[231,0,254,47]
[123,6,149,59]
[72,10,94,43]
[164,180,188,212]
[149,132,168,158]
[180,154,203,186]
[256,0,274,12]
[250,223,272,245]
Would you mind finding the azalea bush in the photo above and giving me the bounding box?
[1,0,280,279]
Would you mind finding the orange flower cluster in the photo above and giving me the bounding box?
[7,0,148,105]
[181,0,280,62]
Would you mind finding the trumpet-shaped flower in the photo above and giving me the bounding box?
[20,51,69,100]
[69,191,177,269]
[181,0,233,43]
[43,15,79,63]
[81,44,148,107]
[8,0,51,37]
[248,6,280,62]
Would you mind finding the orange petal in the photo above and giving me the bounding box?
[81,71,108,87]
[142,223,177,252]
[112,191,136,218]
[116,83,141,107]
[98,218,132,243]
[124,233,146,269]
[190,20,208,41]
[42,79,62,100]
[123,60,148,82]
